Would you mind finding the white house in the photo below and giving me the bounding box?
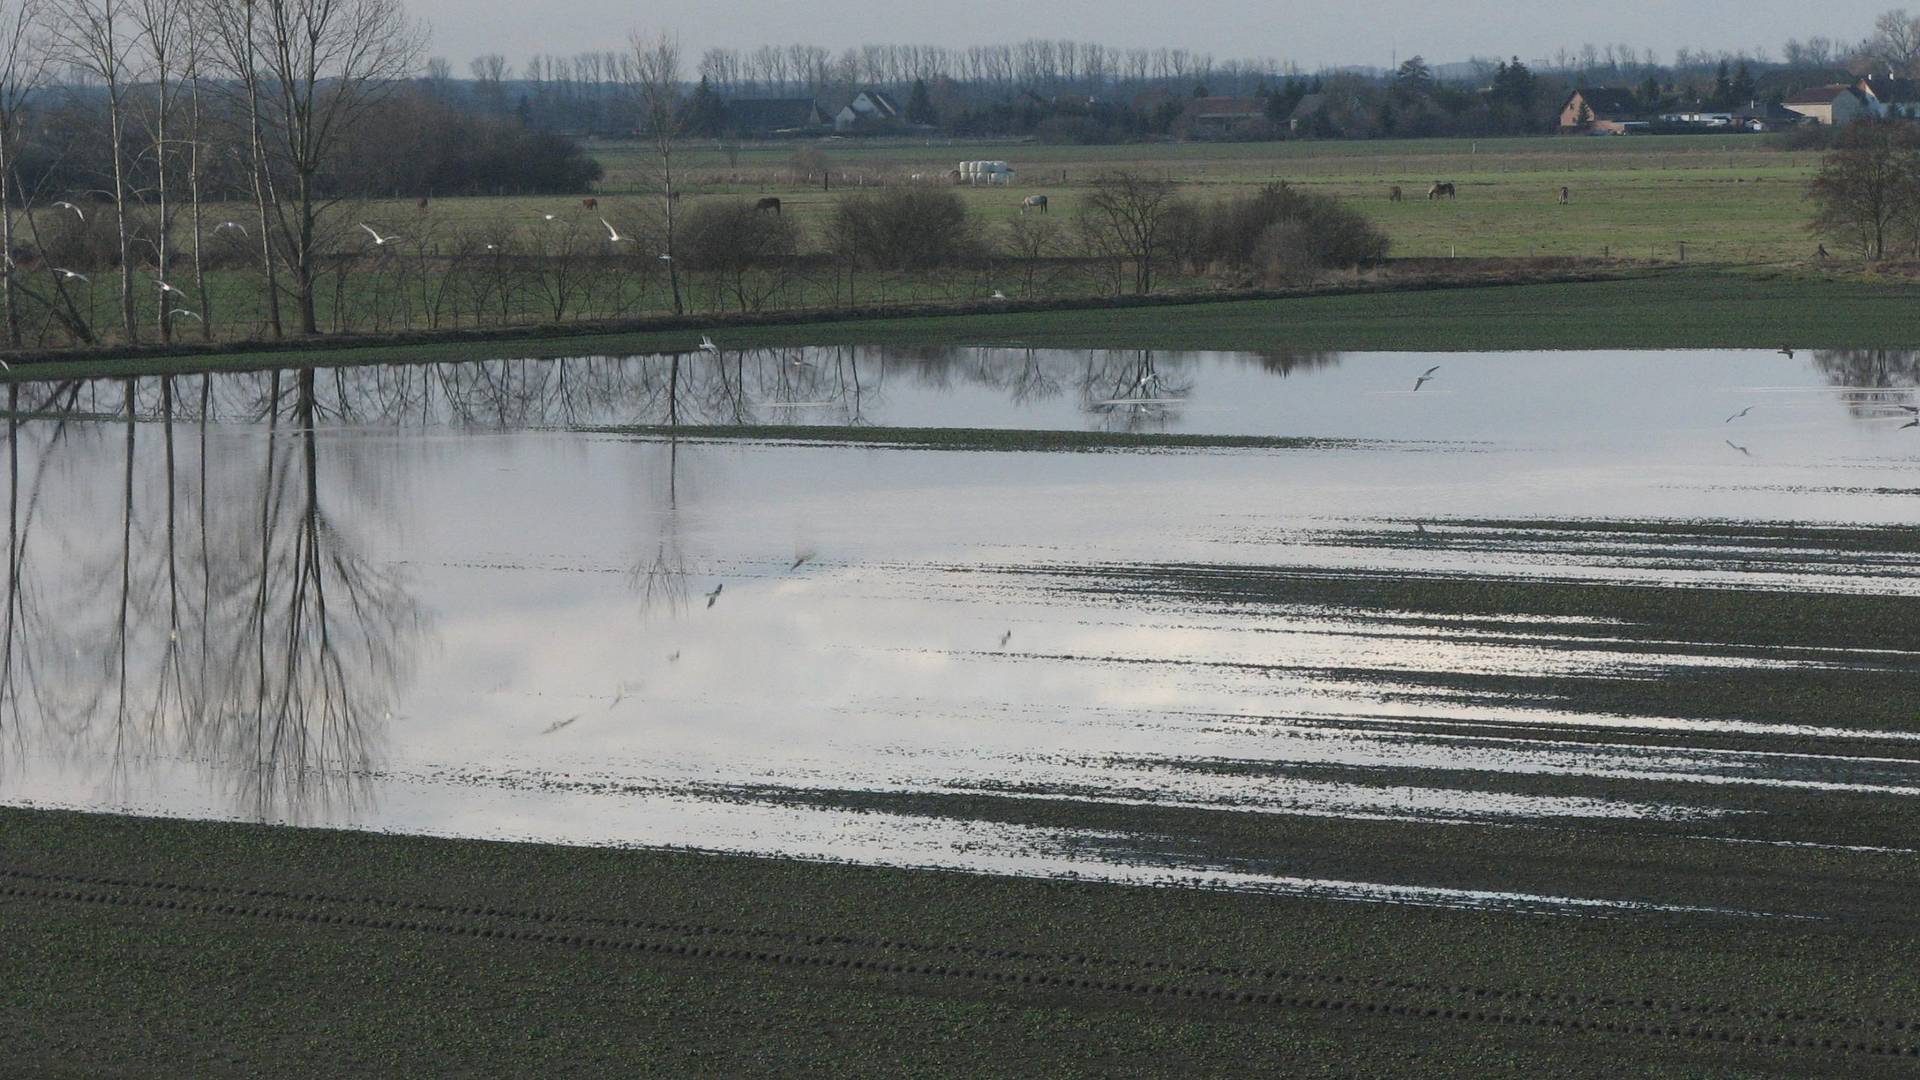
[834,89,901,133]
[1783,84,1869,125]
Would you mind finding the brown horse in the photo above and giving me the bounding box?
[582,197,599,211]
[1427,182,1456,201]
[1389,185,1403,202]
[416,197,430,211]
[755,197,782,215]
[1557,186,1570,205]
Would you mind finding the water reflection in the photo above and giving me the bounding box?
[1,347,1918,910]
[0,371,426,822]
[1812,350,1920,420]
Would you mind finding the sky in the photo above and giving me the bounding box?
[410,0,1894,76]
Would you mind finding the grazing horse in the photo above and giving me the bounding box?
[416,197,430,211]
[1022,195,1048,214]
[1427,182,1456,201]
[1389,185,1403,202]
[754,197,782,216]
[582,197,599,211]
[1557,186,1570,205]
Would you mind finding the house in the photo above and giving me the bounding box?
[1559,88,1645,134]
[1857,74,1920,118]
[834,89,901,133]
[1783,84,1870,125]
[723,98,830,137]
[1180,96,1267,134]
[1658,100,1803,132]
[1285,93,1329,132]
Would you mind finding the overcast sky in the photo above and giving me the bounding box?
[411,0,1893,76]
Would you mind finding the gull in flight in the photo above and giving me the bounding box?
[705,583,723,608]
[53,268,87,282]
[1413,365,1440,391]
[657,253,672,261]
[698,334,718,354]
[1725,405,1755,423]
[1900,404,1920,429]
[990,289,1007,301]
[360,223,401,246]
[1725,439,1752,457]
[667,651,681,662]
[52,201,84,220]
[999,630,1013,649]
[169,308,201,321]
[539,714,582,735]
[790,552,814,571]
[600,217,628,242]
[156,279,184,296]
[214,221,247,236]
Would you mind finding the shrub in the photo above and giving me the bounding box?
[1197,183,1389,275]
[828,187,979,269]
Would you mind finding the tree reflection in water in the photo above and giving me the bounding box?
[0,370,426,822]
[1811,350,1920,421]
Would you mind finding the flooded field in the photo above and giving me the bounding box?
[3,346,1918,923]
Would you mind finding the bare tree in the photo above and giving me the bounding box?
[627,30,684,314]
[1077,170,1182,294]
[250,0,425,335]
[0,0,46,347]
[1810,119,1920,260]
[200,0,283,338]
[1871,9,1920,76]
[45,0,143,341]
[129,0,188,341]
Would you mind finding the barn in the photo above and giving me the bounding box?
[1783,84,1870,125]
[1558,88,1646,134]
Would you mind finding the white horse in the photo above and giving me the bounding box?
[1021,195,1049,214]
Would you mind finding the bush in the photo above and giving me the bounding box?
[828,187,980,269]
[1196,183,1389,275]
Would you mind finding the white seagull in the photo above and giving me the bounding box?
[1413,365,1440,392]
[600,217,628,242]
[214,221,247,236]
[705,583,723,609]
[990,289,1007,301]
[697,334,718,354]
[52,201,84,221]
[156,279,184,296]
[1725,439,1752,457]
[359,223,401,246]
[53,268,87,283]
[538,212,559,221]
[1725,405,1755,423]
[169,308,201,321]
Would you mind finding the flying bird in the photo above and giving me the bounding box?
[1725,405,1755,423]
[667,651,681,662]
[657,253,672,261]
[999,630,1013,649]
[990,289,1007,301]
[1413,365,1440,392]
[359,223,401,246]
[698,334,718,354]
[539,714,582,735]
[52,201,84,220]
[790,552,814,571]
[1725,439,1752,457]
[156,279,184,295]
[705,583,723,608]
[1904,419,1919,430]
[214,221,247,236]
[169,308,201,321]
[600,217,628,242]
[52,268,87,282]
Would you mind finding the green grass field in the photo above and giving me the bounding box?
[6,808,1915,1077]
[13,268,1914,381]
